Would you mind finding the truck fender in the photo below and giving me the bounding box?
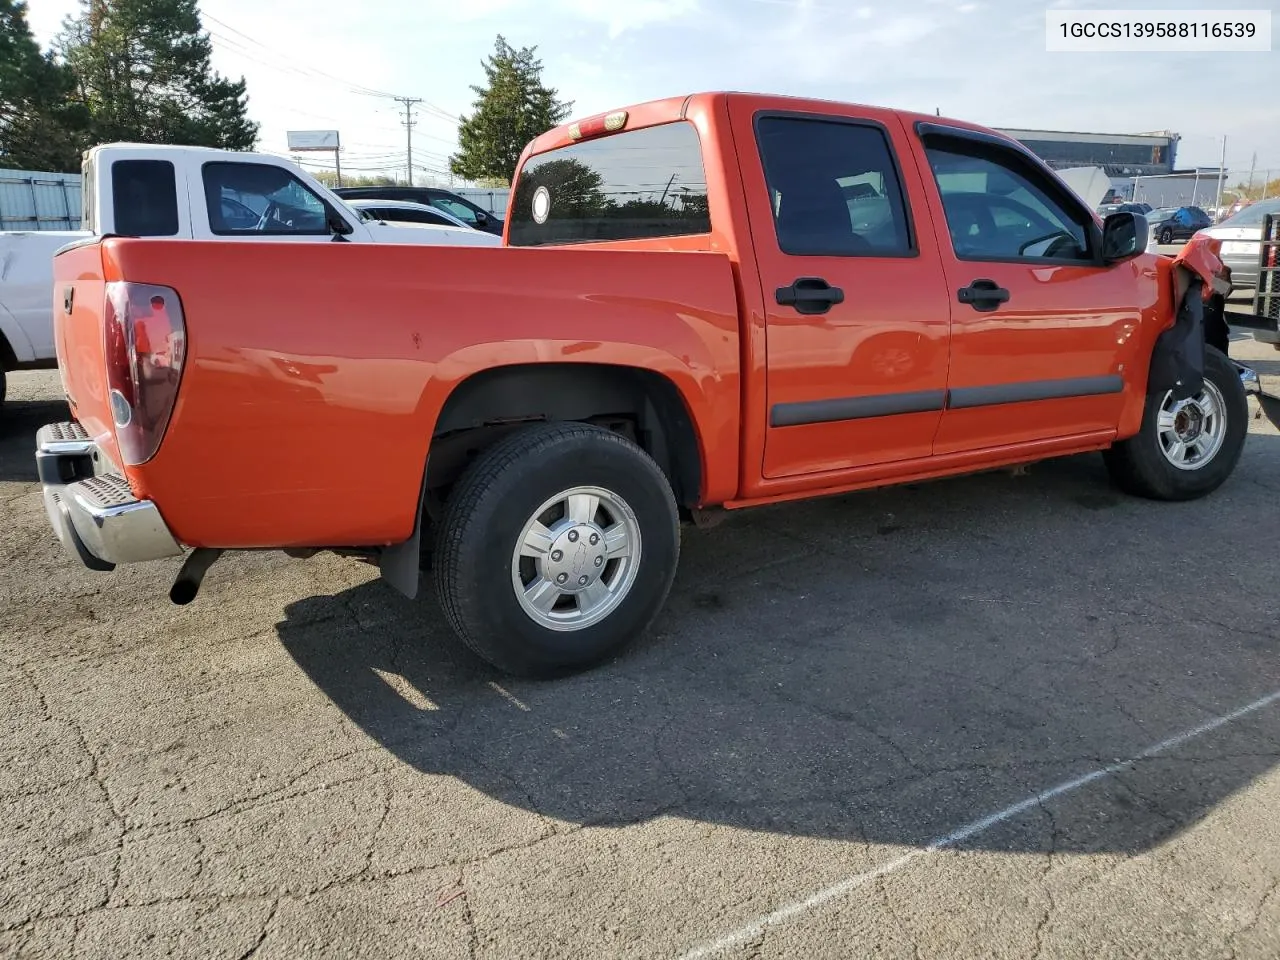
[414,339,740,505]
[0,301,36,367]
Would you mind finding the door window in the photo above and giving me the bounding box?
[922,138,1092,262]
[372,206,451,226]
[754,115,914,257]
[202,162,332,235]
[431,198,480,225]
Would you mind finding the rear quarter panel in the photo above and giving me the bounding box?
[102,239,741,548]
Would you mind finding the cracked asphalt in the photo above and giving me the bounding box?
[2,336,1279,960]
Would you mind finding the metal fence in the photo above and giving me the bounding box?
[1256,213,1279,322]
[451,187,511,217]
[0,169,82,231]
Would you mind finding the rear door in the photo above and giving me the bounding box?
[728,97,952,479]
[908,123,1141,454]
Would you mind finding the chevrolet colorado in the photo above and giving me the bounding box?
[35,91,1268,677]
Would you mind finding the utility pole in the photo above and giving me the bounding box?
[394,96,422,187]
[1212,135,1227,216]
[1247,152,1257,197]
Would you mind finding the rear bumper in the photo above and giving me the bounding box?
[36,422,183,569]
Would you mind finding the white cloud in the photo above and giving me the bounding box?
[867,16,939,47]
[563,0,700,38]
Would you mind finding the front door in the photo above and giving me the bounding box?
[729,99,953,479]
[910,125,1144,455]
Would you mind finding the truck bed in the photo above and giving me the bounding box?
[54,238,742,548]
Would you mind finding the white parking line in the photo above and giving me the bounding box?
[675,688,1280,960]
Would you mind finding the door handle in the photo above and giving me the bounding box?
[957,278,1010,312]
[776,276,845,315]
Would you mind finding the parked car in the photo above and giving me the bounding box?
[0,230,81,412]
[334,185,504,235]
[1196,197,1280,298]
[36,91,1261,678]
[1098,201,1150,216]
[1148,205,1213,245]
[345,197,497,238]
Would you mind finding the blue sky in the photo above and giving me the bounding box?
[28,0,1280,186]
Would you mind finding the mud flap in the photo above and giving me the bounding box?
[378,463,428,600]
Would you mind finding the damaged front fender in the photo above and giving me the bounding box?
[1149,233,1280,428]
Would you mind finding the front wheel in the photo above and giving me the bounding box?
[432,422,680,677]
[1159,227,1174,245]
[1102,345,1248,501]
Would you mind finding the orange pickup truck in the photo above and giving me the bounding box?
[38,91,1261,676]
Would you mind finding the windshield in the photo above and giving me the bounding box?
[1218,198,1280,228]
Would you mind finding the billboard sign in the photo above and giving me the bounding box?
[287,130,340,152]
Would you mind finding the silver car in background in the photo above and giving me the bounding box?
[1197,198,1280,300]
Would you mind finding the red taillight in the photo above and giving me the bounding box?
[103,281,186,465]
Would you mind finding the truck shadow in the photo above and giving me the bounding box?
[276,441,1280,857]
[0,398,70,482]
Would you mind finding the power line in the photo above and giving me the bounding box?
[203,14,460,126]
[394,97,423,187]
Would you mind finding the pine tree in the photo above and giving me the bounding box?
[449,35,572,184]
[59,0,258,150]
[0,0,90,171]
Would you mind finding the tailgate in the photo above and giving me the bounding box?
[53,239,123,469]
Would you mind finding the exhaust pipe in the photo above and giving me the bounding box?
[170,548,223,605]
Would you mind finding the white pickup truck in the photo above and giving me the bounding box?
[0,142,498,414]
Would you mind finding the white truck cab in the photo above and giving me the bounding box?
[80,143,500,247]
[0,144,500,412]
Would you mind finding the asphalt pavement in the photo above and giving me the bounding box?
[2,337,1279,960]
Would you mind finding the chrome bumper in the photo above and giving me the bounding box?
[1238,363,1260,394]
[35,422,183,570]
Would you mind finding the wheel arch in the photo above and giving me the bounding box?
[424,361,708,514]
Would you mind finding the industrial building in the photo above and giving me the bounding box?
[996,127,1180,177]
[995,126,1229,210]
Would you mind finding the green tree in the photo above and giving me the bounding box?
[0,0,90,171]
[449,35,572,184]
[521,157,609,216]
[58,0,258,150]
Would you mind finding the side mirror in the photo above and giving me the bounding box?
[326,208,354,237]
[474,210,489,225]
[1101,212,1147,264]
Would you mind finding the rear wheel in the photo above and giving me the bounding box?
[432,421,680,677]
[1103,345,1247,501]
[1159,226,1174,245]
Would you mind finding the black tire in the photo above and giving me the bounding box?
[1159,227,1174,245]
[432,421,680,677]
[1102,345,1248,501]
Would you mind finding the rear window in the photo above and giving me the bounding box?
[508,120,711,246]
[111,159,179,236]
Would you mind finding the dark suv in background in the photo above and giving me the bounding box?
[333,186,504,235]
[1147,205,1213,245]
